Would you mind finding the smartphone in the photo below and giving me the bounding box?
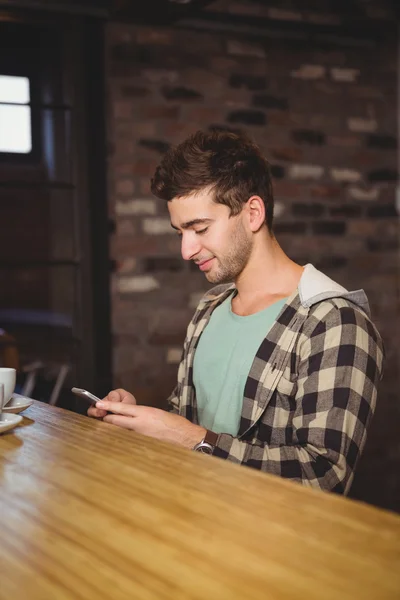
[71,387,102,404]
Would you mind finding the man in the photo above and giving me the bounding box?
[89,129,384,494]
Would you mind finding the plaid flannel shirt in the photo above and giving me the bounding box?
[167,275,384,494]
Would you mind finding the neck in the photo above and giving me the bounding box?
[232,233,304,315]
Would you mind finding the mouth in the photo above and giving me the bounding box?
[197,258,214,271]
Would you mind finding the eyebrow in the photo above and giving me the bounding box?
[170,218,213,231]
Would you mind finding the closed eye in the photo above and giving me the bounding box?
[175,226,209,238]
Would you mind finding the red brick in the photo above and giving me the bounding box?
[115,179,135,196]
[271,147,303,162]
[347,220,378,236]
[140,105,180,120]
[114,160,158,177]
[114,163,134,176]
[227,39,266,59]
[113,122,133,141]
[267,111,292,126]
[166,237,181,254]
[310,185,343,199]
[113,140,135,156]
[112,235,180,258]
[160,121,194,140]
[136,28,173,45]
[132,160,159,177]
[181,68,223,90]
[114,101,132,119]
[273,181,304,197]
[126,121,157,138]
[139,178,152,195]
[328,135,362,147]
[115,257,137,273]
[116,219,137,236]
[353,149,397,168]
[112,236,158,258]
[314,82,341,94]
[210,56,238,73]
[184,106,224,123]
[349,86,385,99]
[175,31,223,56]
[148,331,185,345]
[141,68,179,85]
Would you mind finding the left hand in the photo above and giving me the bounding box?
[88,388,136,419]
[96,400,206,449]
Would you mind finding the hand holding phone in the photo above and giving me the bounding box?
[71,387,101,404]
[75,387,136,420]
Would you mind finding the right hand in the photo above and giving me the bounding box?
[87,388,137,419]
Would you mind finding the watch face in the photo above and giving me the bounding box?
[196,442,213,454]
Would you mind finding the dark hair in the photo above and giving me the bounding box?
[151,129,274,231]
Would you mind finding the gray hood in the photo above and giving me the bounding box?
[299,264,370,316]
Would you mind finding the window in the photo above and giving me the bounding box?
[0,75,32,154]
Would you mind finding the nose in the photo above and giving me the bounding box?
[181,232,202,261]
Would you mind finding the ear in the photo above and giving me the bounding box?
[244,195,266,232]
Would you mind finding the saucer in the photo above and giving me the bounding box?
[3,394,33,414]
[0,412,23,434]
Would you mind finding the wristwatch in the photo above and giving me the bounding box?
[193,430,219,454]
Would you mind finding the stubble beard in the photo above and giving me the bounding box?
[205,218,252,284]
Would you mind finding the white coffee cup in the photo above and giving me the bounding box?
[0,368,16,407]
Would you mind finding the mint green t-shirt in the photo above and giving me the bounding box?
[193,296,287,436]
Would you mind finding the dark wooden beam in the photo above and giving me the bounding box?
[0,0,111,17]
[110,0,216,25]
[175,8,397,42]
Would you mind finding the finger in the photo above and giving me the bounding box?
[121,392,137,405]
[103,389,136,404]
[106,390,123,402]
[88,405,108,418]
[103,414,137,430]
[115,388,137,404]
[95,400,141,417]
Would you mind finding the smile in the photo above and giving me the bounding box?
[198,258,214,271]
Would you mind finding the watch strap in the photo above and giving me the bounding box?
[204,429,219,447]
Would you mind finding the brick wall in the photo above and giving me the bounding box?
[106,3,399,511]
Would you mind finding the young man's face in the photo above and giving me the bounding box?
[168,188,252,284]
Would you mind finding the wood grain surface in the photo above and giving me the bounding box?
[0,401,399,600]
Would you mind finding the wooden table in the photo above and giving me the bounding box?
[1,402,400,600]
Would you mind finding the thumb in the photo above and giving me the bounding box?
[96,400,140,417]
